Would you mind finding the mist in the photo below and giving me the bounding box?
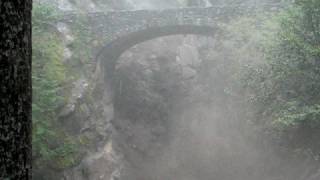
[31,0,320,180]
[125,0,212,10]
[112,34,309,180]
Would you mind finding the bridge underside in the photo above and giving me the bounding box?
[97,25,220,79]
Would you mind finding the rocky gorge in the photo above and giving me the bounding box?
[32,0,320,180]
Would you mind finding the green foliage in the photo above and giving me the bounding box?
[32,3,61,34]
[264,2,320,127]
[67,15,93,77]
[32,3,80,171]
[244,0,320,156]
[274,103,320,128]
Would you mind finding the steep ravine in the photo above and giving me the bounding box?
[111,36,198,180]
[33,1,320,179]
[74,35,320,180]
[59,35,206,179]
[32,1,211,179]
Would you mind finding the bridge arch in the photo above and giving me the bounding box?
[96,24,220,80]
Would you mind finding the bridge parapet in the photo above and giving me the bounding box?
[59,4,283,45]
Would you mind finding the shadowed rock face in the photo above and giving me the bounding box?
[108,35,319,180]
[111,35,201,180]
[110,35,246,180]
[111,35,245,180]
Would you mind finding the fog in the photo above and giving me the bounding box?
[126,0,212,10]
[31,0,320,180]
[112,34,308,180]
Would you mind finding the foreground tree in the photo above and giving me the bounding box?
[0,0,32,179]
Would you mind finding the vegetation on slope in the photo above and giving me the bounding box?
[32,3,81,175]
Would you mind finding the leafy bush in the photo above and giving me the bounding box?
[245,0,320,156]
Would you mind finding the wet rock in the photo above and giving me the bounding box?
[56,22,74,44]
[59,103,76,118]
[63,141,120,180]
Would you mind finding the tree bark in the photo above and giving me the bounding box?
[0,0,32,179]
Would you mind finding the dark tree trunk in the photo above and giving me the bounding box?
[0,0,32,179]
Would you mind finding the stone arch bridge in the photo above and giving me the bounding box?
[59,4,282,79]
